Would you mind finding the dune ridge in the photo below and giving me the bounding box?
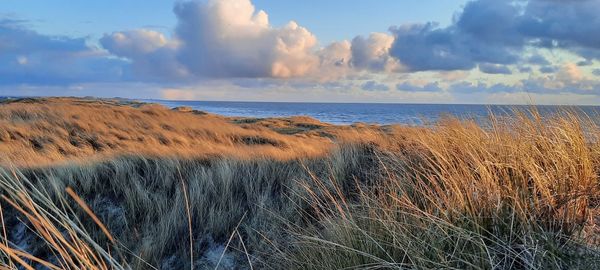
[0,97,383,167]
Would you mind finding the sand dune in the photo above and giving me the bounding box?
[0,97,379,166]
[0,98,598,269]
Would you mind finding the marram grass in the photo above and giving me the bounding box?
[0,106,599,269]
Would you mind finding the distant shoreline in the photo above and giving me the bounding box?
[6,95,600,107]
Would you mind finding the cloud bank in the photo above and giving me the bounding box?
[0,19,128,85]
[388,0,600,72]
[1,0,600,102]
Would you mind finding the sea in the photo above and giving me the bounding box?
[149,100,600,125]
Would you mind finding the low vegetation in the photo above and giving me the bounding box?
[0,98,598,269]
[0,97,352,166]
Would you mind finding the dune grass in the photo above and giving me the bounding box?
[0,144,377,269]
[0,97,340,167]
[282,112,600,269]
[0,99,598,269]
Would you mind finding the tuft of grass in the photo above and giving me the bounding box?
[0,169,127,269]
[280,111,600,269]
[0,144,377,269]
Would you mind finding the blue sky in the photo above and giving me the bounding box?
[1,0,600,104]
[1,0,467,43]
[251,0,468,45]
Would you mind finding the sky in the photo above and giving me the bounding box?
[1,0,600,104]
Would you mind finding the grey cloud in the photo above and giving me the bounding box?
[577,59,594,66]
[388,0,523,72]
[388,0,600,72]
[519,66,533,73]
[389,23,478,71]
[479,63,512,75]
[527,54,550,66]
[0,18,129,85]
[100,30,188,81]
[0,18,88,54]
[396,82,443,92]
[520,0,600,51]
[362,81,390,91]
[539,66,557,74]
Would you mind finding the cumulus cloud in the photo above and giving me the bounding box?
[313,40,353,81]
[350,33,400,72]
[311,33,402,80]
[100,0,323,80]
[101,30,170,56]
[99,0,405,82]
[173,0,318,78]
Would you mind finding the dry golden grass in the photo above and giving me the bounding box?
[283,112,600,269]
[0,98,356,166]
[0,98,598,269]
[0,98,390,166]
[0,97,367,167]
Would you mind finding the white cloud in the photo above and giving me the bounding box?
[313,40,352,81]
[173,0,318,78]
[351,33,401,72]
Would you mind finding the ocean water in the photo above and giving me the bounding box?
[149,100,600,125]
